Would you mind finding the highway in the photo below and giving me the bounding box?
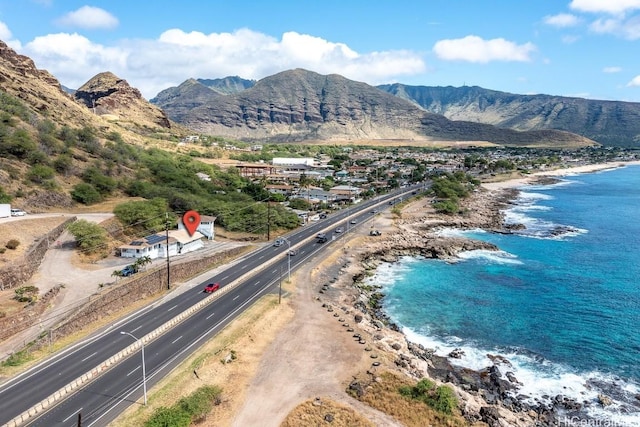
[0,185,424,426]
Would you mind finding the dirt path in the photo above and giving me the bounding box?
[0,213,245,359]
[231,229,404,427]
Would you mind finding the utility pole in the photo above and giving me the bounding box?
[165,213,170,290]
[267,201,271,241]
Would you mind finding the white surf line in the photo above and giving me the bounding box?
[126,366,139,377]
[171,336,182,344]
[81,352,97,362]
[167,304,178,311]
[62,408,82,423]
[205,312,216,320]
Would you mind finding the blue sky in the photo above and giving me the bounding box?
[1,0,639,101]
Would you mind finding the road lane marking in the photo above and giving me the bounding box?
[130,325,142,333]
[258,255,264,260]
[81,352,97,362]
[172,336,183,344]
[206,312,216,320]
[272,269,277,274]
[233,295,239,301]
[63,409,82,423]
[126,366,140,377]
[222,275,229,280]
[168,304,178,311]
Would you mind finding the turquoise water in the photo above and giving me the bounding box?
[369,165,640,424]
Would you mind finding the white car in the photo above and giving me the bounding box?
[10,209,26,216]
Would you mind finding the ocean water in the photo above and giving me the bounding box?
[367,165,640,425]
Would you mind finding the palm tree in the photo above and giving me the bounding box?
[111,270,123,283]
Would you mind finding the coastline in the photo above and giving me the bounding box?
[331,160,640,426]
[115,159,640,426]
[481,160,640,191]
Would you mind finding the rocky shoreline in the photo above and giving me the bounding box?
[339,181,618,427]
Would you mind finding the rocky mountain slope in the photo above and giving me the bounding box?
[378,84,640,147]
[153,69,595,147]
[75,71,171,130]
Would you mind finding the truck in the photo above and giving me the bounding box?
[0,204,10,218]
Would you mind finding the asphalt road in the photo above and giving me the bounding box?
[0,185,425,427]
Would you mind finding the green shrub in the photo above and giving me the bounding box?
[14,286,38,303]
[1,349,33,367]
[399,378,458,415]
[5,239,20,249]
[145,385,223,426]
[27,164,55,184]
[71,183,102,205]
[0,247,5,254]
[428,385,458,415]
[143,406,191,427]
[177,385,222,421]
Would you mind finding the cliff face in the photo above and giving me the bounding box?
[153,69,596,147]
[378,84,640,147]
[0,40,98,127]
[75,71,171,129]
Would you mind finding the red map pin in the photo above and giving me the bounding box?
[182,210,201,236]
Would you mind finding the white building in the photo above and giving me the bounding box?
[272,157,316,167]
[177,215,216,240]
[119,230,204,259]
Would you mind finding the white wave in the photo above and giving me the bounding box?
[401,326,640,426]
[434,227,487,238]
[458,249,523,265]
[517,191,554,201]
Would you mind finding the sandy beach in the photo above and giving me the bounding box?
[481,160,640,191]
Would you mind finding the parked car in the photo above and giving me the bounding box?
[369,230,382,236]
[10,209,26,216]
[204,283,220,293]
[121,265,137,277]
[273,238,284,247]
[319,213,327,219]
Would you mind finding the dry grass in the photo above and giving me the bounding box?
[351,371,486,427]
[281,398,376,427]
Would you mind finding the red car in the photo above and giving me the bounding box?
[204,283,220,293]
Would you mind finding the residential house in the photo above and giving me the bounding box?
[119,230,204,259]
[178,215,216,240]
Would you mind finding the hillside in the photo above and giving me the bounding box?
[378,84,640,147]
[152,69,595,148]
[0,39,195,213]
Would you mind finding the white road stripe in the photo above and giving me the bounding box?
[81,352,97,362]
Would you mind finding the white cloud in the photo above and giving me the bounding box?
[56,6,118,30]
[544,13,580,27]
[627,75,640,86]
[0,21,12,40]
[570,0,640,14]
[432,35,536,63]
[590,15,640,39]
[19,29,426,99]
[603,66,622,73]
